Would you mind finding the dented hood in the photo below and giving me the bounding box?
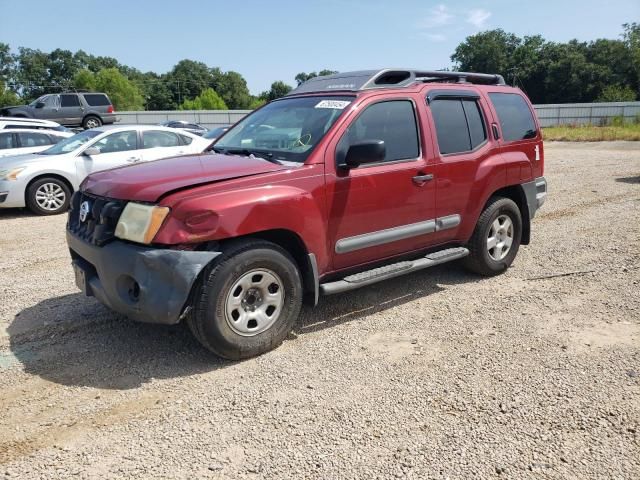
[82,153,287,202]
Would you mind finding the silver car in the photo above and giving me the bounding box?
[0,125,210,215]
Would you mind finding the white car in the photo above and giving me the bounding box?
[0,128,74,157]
[0,117,72,132]
[0,125,210,215]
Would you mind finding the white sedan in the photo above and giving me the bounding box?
[0,125,210,215]
[0,128,74,157]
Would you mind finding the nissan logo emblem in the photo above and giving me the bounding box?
[79,201,90,222]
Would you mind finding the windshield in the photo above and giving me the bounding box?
[38,130,101,155]
[214,96,354,162]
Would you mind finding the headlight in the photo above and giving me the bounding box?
[114,202,170,244]
[0,167,26,181]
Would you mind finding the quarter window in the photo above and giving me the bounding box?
[83,94,111,107]
[60,94,81,107]
[17,132,52,147]
[429,98,487,154]
[489,93,537,141]
[338,100,419,164]
[143,130,181,148]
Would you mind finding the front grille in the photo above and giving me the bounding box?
[67,192,126,246]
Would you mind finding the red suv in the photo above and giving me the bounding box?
[66,69,547,359]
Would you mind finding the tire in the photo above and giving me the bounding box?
[25,177,72,215]
[463,197,522,276]
[82,115,102,129]
[188,239,303,360]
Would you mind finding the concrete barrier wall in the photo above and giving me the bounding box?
[117,102,640,129]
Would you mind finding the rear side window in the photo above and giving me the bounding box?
[17,132,52,147]
[143,130,181,148]
[83,94,111,107]
[339,100,419,163]
[430,99,487,154]
[60,94,81,107]
[0,132,15,149]
[489,93,537,141]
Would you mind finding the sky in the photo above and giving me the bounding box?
[1,0,638,94]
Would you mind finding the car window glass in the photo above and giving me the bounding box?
[0,132,15,149]
[489,93,537,141]
[143,130,181,148]
[92,131,138,153]
[17,132,52,147]
[43,95,60,108]
[60,94,81,107]
[179,134,193,145]
[83,94,111,107]
[462,99,487,149]
[430,99,471,154]
[338,100,419,163]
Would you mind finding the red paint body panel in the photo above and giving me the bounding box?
[83,82,544,279]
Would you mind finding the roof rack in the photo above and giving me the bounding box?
[286,68,506,96]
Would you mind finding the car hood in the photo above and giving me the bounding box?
[82,153,288,202]
[0,152,54,168]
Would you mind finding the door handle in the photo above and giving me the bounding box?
[412,173,434,184]
[126,157,141,163]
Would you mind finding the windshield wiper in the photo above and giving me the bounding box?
[218,147,281,164]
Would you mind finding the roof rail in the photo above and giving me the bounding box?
[286,68,506,96]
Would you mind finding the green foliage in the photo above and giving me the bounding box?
[259,81,292,102]
[73,68,144,110]
[249,97,267,109]
[180,88,228,110]
[452,26,640,104]
[295,70,338,85]
[0,79,20,107]
[596,85,637,102]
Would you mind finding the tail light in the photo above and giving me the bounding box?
[107,105,114,113]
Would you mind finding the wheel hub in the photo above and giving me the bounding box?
[241,288,263,312]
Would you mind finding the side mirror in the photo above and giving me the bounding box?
[35,102,45,109]
[343,140,386,168]
[83,147,100,156]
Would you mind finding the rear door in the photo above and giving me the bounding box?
[76,130,140,180]
[425,89,501,245]
[139,130,187,161]
[16,131,56,154]
[59,94,84,125]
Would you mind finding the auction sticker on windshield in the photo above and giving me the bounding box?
[315,100,351,109]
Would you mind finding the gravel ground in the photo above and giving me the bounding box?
[0,141,639,479]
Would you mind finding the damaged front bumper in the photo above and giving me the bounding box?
[67,231,220,324]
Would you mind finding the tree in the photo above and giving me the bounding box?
[0,79,20,107]
[74,68,144,110]
[295,70,338,85]
[262,81,292,101]
[451,29,520,75]
[180,88,228,110]
[596,84,637,102]
[213,70,253,109]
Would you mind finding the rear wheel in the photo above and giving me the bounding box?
[82,115,102,129]
[26,177,71,215]
[188,239,303,360]
[463,197,522,276]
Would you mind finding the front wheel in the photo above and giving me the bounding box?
[25,177,72,215]
[463,197,522,276]
[188,240,303,360]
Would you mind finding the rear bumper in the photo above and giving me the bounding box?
[67,231,220,324]
[522,176,547,219]
[101,113,117,125]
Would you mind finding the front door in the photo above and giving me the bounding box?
[326,97,437,271]
[76,130,140,181]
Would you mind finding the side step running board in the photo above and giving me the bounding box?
[320,247,469,296]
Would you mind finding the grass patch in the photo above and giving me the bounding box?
[543,123,640,141]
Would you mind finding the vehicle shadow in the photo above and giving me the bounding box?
[7,262,477,390]
[615,175,640,184]
[0,208,36,220]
